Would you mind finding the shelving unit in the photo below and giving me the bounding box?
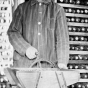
[0,0,14,87]
[0,0,13,68]
[57,0,88,88]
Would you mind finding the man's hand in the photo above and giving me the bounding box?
[26,46,38,59]
[58,63,68,69]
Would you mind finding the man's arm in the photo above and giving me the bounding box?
[56,6,69,67]
[7,4,30,56]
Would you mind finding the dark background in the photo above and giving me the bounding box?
[25,0,29,2]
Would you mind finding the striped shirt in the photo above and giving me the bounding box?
[7,0,69,67]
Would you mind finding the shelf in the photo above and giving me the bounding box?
[0,49,12,52]
[70,51,88,54]
[0,55,13,58]
[66,13,88,18]
[69,32,88,36]
[69,41,88,45]
[0,23,10,26]
[0,10,11,13]
[79,79,88,82]
[74,69,88,73]
[0,5,11,7]
[67,22,88,27]
[67,69,88,73]
[58,3,88,9]
[69,60,88,64]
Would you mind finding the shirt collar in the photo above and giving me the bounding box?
[31,0,52,6]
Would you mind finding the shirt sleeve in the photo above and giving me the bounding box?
[7,4,31,56]
[56,6,69,65]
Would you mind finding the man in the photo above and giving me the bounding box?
[7,0,69,68]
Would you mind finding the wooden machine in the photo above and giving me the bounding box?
[4,68,80,88]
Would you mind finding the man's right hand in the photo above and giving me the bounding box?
[26,46,38,59]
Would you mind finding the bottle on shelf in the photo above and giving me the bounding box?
[64,8,68,13]
[73,27,77,32]
[81,9,84,14]
[65,0,69,3]
[80,36,85,41]
[71,84,75,88]
[69,37,74,41]
[75,17,80,23]
[81,27,86,32]
[75,65,79,69]
[67,17,71,22]
[69,0,75,4]
[85,19,88,23]
[70,46,75,50]
[57,0,64,3]
[71,17,75,22]
[75,0,80,5]
[78,55,83,60]
[68,8,73,13]
[85,84,88,88]
[2,85,6,88]
[81,73,88,79]
[69,55,79,60]
[75,36,79,41]
[83,56,88,60]
[76,9,81,14]
[70,45,75,50]
[76,27,81,32]
[84,38,87,41]
[85,1,88,6]
[73,8,76,13]
[86,65,88,70]
[76,83,82,88]
[84,46,88,51]
[75,55,79,60]
[80,65,86,69]
[75,46,84,51]
[78,36,87,41]
[79,46,84,51]
[84,9,88,14]
[68,26,73,32]
[68,64,73,69]
[81,18,85,23]
[65,8,72,13]
[0,78,4,83]
[86,28,88,32]
[69,55,74,60]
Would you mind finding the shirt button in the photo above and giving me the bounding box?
[39,3,42,6]
[38,33,41,35]
[38,22,41,25]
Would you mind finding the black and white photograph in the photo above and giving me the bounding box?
[0,0,88,88]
